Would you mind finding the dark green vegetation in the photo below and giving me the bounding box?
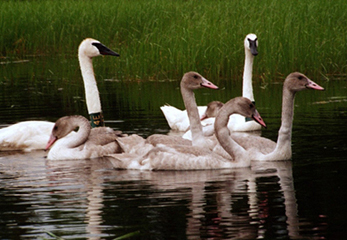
[0,0,346,81]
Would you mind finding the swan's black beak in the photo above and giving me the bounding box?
[252,109,267,128]
[248,38,258,56]
[92,42,120,57]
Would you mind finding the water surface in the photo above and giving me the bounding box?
[0,57,346,239]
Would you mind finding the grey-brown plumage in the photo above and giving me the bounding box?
[46,115,124,160]
[226,72,324,161]
[108,95,265,170]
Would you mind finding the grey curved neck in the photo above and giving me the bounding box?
[66,116,91,148]
[180,83,204,146]
[275,87,296,150]
[215,101,246,160]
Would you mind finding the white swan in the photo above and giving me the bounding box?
[229,72,324,161]
[225,33,261,131]
[45,115,123,160]
[78,38,119,127]
[161,33,259,133]
[108,97,266,170]
[0,38,119,151]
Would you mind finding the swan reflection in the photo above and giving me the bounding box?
[0,151,327,239]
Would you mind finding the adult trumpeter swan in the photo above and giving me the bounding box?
[0,38,119,151]
[230,72,324,161]
[108,97,266,170]
[161,33,259,133]
[45,115,123,160]
[78,38,120,127]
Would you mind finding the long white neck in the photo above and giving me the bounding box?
[180,84,206,147]
[79,53,102,114]
[272,87,296,158]
[214,101,247,161]
[63,117,91,149]
[242,49,255,102]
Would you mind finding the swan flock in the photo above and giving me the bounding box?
[0,34,325,170]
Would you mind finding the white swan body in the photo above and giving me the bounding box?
[160,105,207,131]
[0,38,119,151]
[46,115,123,160]
[0,121,54,151]
[109,97,266,170]
[229,72,324,161]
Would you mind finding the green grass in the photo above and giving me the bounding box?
[0,0,347,81]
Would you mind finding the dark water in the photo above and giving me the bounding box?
[0,57,346,239]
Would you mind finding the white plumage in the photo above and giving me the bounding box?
[0,38,119,151]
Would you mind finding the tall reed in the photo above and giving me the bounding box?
[0,0,346,81]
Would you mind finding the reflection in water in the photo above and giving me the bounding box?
[0,151,113,238]
[45,157,115,239]
[0,151,329,239]
[250,161,299,239]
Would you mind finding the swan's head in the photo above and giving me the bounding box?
[181,71,219,90]
[201,101,224,120]
[284,72,324,92]
[244,33,258,56]
[45,115,88,150]
[78,38,120,58]
[223,97,267,128]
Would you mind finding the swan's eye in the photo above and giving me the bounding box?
[193,75,198,79]
[54,126,58,131]
[249,103,254,108]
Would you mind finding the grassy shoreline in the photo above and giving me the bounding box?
[0,0,346,81]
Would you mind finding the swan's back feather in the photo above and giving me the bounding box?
[109,144,249,171]
[88,127,124,146]
[115,134,153,156]
[146,134,192,147]
[0,121,54,151]
[230,132,276,154]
